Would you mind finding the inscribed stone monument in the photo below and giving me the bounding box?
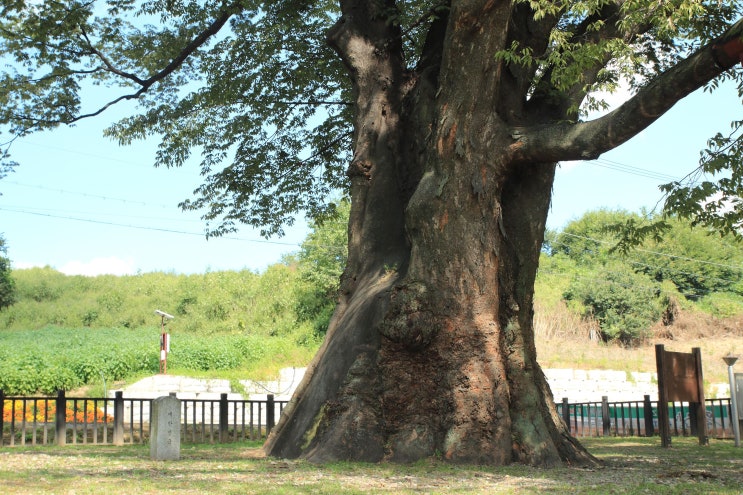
[150,394,181,460]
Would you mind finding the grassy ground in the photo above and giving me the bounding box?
[1,437,741,494]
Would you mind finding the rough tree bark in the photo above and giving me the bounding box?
[264,1,743,466]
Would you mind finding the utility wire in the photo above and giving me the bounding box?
[0,205,346,251]
[0,206,300,247]
[537,266,708,300]
[546,239,742,291]
[4,145,734,274]
[558,232,743,272]
[12,138,152,169]
[1,203,196,224]
[587,157,683,183]
[3,180,172,208]
[5,205,736,297]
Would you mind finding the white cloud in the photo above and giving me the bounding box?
[59,257,137,276]
[586,86,633,117]
[11,261,45,270]
[558,160,582,173]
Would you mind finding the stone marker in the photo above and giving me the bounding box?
[150,394,181,460]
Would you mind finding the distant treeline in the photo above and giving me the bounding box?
[0,263,331,395]
[1,263,328,341]
[537,209,743,345]
[1,200,350,338]
[2,207,743,395]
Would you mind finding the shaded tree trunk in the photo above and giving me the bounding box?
[264,2,743,466]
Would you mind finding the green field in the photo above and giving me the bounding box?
[0,326,317,395]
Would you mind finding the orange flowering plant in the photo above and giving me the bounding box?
[2,400,112,424]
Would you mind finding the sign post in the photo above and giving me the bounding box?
[723,354,740,447]
[150,394,181,460]
[155,310,174,374]
[655,345,707,447]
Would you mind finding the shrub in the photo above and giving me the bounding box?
[563,263,666,346]
[168,336,244,371]
[696,292,743,318]
[2,400,112,424]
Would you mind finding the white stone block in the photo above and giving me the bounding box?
[573,369,588,381]
[630,372,653,383]
[544,369,574,381]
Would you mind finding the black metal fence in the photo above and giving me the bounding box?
[557,395,737,439]
[0,390,288,447]
[2,390,738,447]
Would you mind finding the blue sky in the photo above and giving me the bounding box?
[553,80,740,232]
[0,80,740,276]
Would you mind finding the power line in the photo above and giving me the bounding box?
[0,206,301,247]
[0,203,193,224]
[537,266,708,300]
[0,205,348,252]
[6,202,737,297]
[544,231,743,300]
[558,232,743,272]
[6,203,738,276]
[547,238,742,292]
[4,142,734,271]
[589,157,683,182]
[13,138,152,169]
[2,180,173,209]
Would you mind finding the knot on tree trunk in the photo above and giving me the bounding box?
[346,159,373,179]
[380,282,442,350]
[712,37,743,69]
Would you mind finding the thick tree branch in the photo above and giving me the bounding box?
[24,2,242,127]
[501,0,639,123]
[78,26,147,86]
[525,0,642,120]
[509,18,743,163]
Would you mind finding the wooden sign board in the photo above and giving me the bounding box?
[663,351,700,402]
[655,345,707,447]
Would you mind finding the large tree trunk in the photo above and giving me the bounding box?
[264,2,741,467]
[264,1,594,467]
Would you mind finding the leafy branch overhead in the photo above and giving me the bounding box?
[1,1,351,235]
[1,1,742,237]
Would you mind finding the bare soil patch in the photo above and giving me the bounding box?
[536,308,743,386]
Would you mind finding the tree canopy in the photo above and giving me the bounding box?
[0,234,15,311]
[1,0,351,235]
[0,1,741,234]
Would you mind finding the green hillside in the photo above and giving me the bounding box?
[0,263,324,395]
[2,208,743,395]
